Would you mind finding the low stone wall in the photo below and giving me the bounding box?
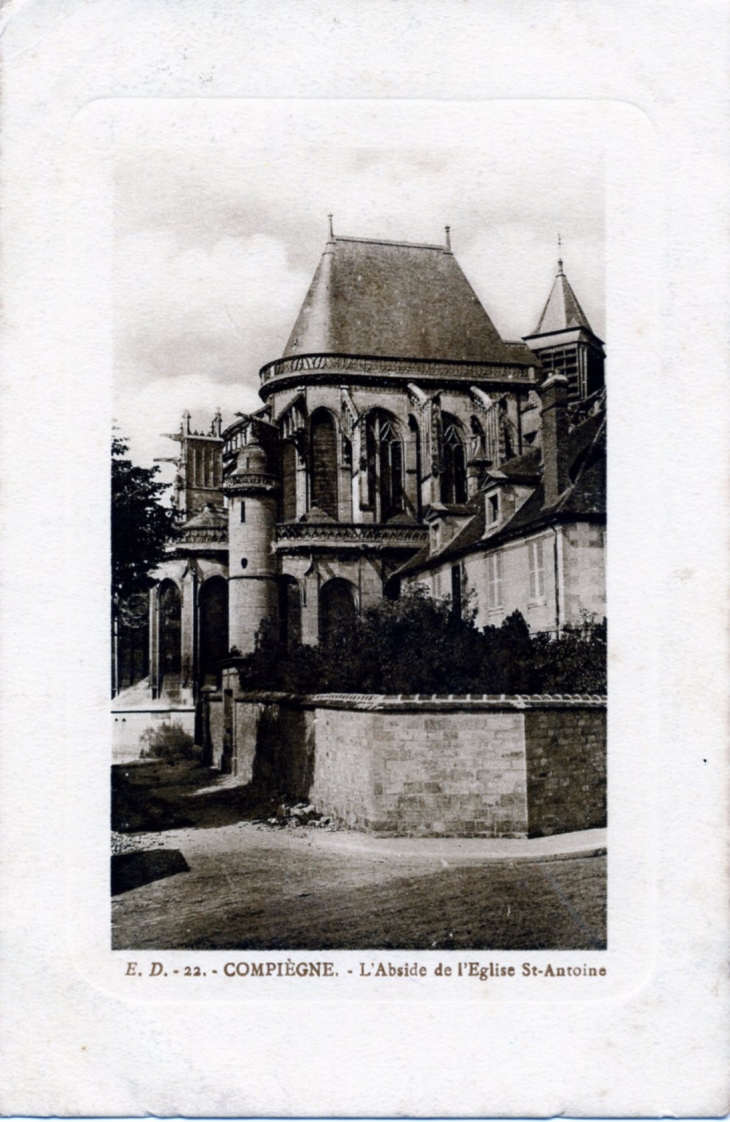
[201,690,606,838]
[524,708,606,835]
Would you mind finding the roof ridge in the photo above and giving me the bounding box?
[333,235,446,251]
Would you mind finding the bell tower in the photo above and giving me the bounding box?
[523,252,605,402]
[224,433,279,656]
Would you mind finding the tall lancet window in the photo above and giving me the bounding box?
[280,441,297,521]
[309,409,338,519]
[365,410,404,523]
[441,415,467,504]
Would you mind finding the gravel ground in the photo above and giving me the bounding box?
[111,762,606,951]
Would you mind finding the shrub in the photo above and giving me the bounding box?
[140,721,199,762]
[236,589,607,696]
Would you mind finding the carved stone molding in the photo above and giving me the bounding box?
[261,352,534,387]
[275,522,429,551]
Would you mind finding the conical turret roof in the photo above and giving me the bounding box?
[531,260,595,336]
[283,233,523,365]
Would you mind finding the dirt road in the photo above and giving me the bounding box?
[111,762,606,952]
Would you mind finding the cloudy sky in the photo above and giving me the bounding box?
[113,109,605,483]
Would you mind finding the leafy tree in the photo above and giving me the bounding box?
[111,434,178,614]
[236,588,607,696]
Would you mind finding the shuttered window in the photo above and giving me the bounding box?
[487,552,503,609]
[528,539,545,600]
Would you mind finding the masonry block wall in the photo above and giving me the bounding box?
[309,705,530,836]
[203,691,606,838]
[524,707,606,835]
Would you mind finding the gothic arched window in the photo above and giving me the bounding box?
[441,415,467,504]
[309,409,338,519]
[365,410,404,523]
[407,414,422,519]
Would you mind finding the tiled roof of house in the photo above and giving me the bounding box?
[394,410,605,578]
[283,235,533,366]
[530,261,595,336]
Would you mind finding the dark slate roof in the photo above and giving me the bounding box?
[283,235,529,365]
[394,412,605,578]
[488,446,542,482]
[530,262,595,336]
[183,503,227,530]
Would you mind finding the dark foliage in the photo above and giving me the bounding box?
[237,587,607,696]
[112,434,178,612]
[140,721,200,762]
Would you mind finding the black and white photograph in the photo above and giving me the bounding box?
[110,120,607,952]
[1,2,727,1116]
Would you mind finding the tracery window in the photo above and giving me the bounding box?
[441,415,467,504]
[365,410,404,522]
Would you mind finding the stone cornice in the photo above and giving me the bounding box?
[259,352,536,397]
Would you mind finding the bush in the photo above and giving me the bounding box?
[140,721,200,762]
[236,589,607,696]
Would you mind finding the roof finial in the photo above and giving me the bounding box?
[327,213,334,240]
[557,232,564,274]
[444,225,452,252]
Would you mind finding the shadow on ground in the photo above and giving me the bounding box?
[112,759,274,833]
[111,850,190,895]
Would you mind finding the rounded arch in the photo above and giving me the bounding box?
[309,408,339,519]
[198,575,228,687]
[441,412,467,504]
[158,579,182,684]
[365,408,405,522]
[319,577,358,644]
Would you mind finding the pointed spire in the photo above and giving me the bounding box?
[530,249,594,336]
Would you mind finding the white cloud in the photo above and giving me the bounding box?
[114,371,261,481]
[113,132,606,470]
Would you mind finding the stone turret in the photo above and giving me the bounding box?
[224,437,279,655]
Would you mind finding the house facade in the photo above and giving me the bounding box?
[138,226,605,703]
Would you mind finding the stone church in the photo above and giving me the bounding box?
[138,223,605,705]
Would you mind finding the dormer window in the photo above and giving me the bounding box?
[487,493,500,526]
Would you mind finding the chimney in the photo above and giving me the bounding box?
[540,374,570,506]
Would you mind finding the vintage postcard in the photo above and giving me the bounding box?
[0,1,727,1117]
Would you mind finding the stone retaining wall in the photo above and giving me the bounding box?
[200,690,606,838]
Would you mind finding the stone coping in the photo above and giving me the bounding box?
[221,690,606,712]
[111,705,195,715]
